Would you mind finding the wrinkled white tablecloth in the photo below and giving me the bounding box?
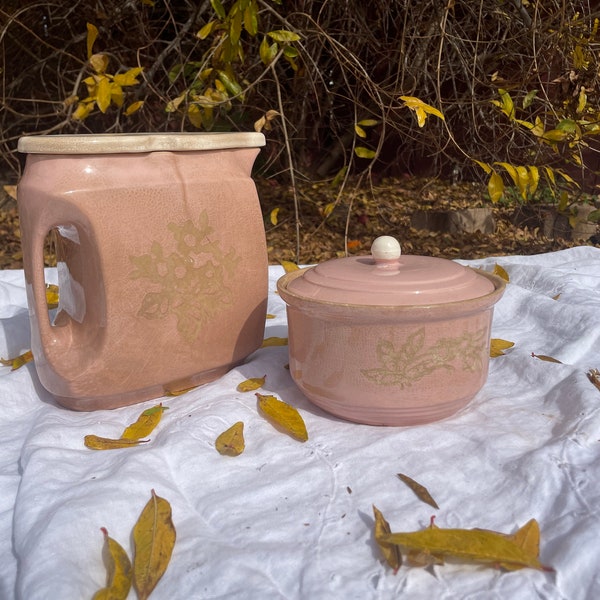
[1,248,600,600]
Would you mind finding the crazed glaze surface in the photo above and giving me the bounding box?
[17,134,268,410]
[278,263,505,426]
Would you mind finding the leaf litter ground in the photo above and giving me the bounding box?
[0,177,598,269]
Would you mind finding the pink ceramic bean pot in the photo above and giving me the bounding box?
[277,236,506,426]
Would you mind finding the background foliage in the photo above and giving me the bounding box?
[2,0,600,195]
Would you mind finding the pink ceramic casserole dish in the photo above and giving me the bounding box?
[277,236,506,426]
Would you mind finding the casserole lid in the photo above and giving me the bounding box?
[284,236,496,306]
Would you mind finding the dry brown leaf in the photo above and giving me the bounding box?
[3,185,17,200]
[397,473,439,509]
[531,352,562,364]
[587,369,600,392]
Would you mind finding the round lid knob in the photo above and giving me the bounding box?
[371,236,401,262]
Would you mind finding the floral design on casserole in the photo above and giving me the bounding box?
[129,210,240,343]
[361,327,486,388]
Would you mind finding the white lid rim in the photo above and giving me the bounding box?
[18,132,266,154]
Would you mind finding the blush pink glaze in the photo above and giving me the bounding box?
[277,242,505,426]
[17,133,268,410]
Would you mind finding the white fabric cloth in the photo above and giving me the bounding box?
[1,249,599,600]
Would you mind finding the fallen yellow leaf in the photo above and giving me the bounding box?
[133,490,176,600]
[121,404,168,440]
[45,284,59,309]
[490,338,515,357]
[84,435,149,450]
[261,337,288,347]
[493,263,510,283]
[92,528,132,600]
[215,421,245,456]
[279,260,299,273]
[0,350,34,370]
[236,375,266,392]
[376,512,552,571]
[256,393,308,442]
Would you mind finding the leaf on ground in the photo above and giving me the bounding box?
[372,505,402,572]
[236,375,266,392]
[215,421,245,456]
[377,515,552,571]
[397,473,439,509]
[0,350,33,370]
[266,314,276,319]
[133,490,176,600]
[531,352,562,364]
[256,393,308,442]
[261,337,288,347]
[490,338,515,357]
[587,368,600,392]
[493,263,510,282]
[92,527,132,600]
[121,404,168,440]
[84,435,150,450]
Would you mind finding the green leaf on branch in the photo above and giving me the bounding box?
[267,30,301,43]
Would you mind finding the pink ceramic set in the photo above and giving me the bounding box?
[17,134,505,424]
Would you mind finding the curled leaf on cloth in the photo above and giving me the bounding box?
[374,510,553,572]
[133,490,176,600]
[84,403,168,450]
[397,473,439,509]
[256,393,308,442]
[237,375,266,392]
[490,338,515,358]
[587,369,600,392]
[0,350,33,371]
[215,421,245,456]
[92,528,132,600]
